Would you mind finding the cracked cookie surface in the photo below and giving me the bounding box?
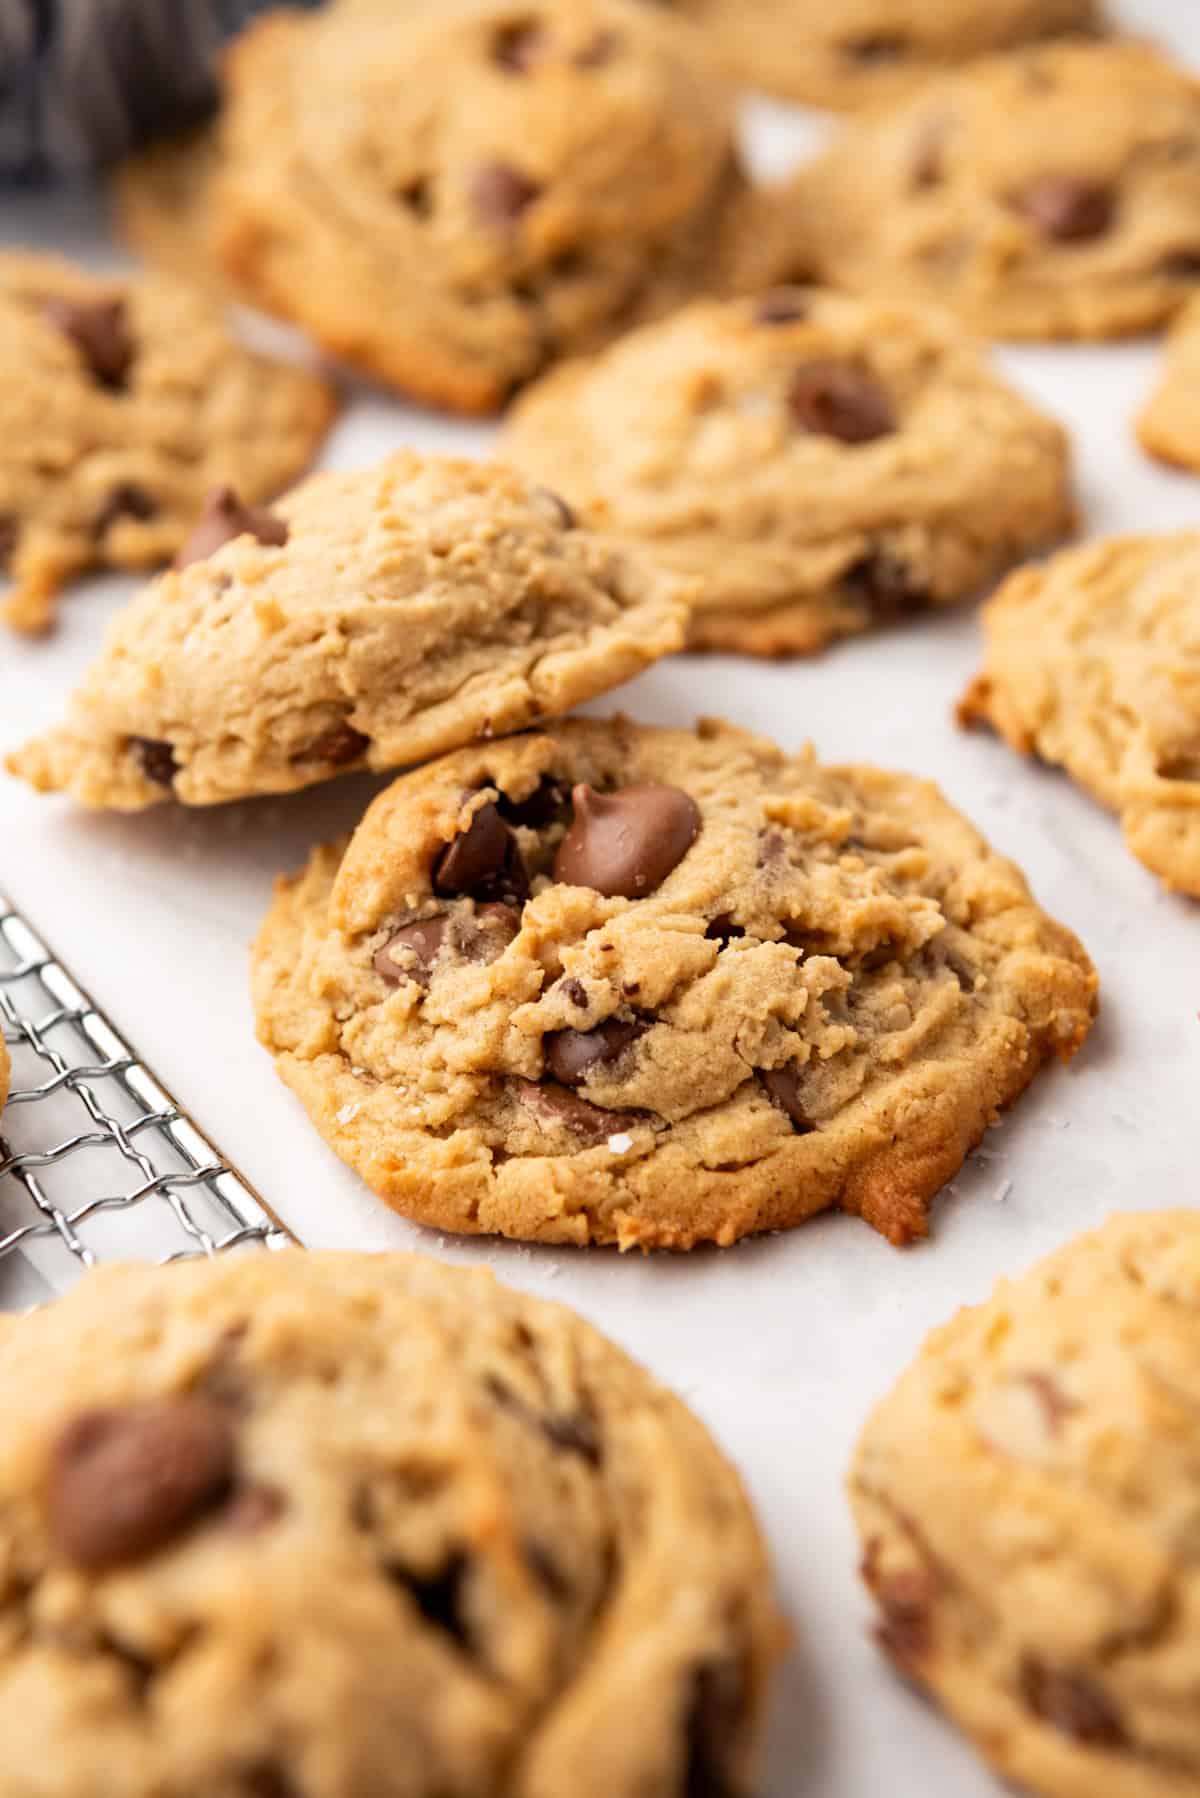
[852,1209,1200,1798]
[502,290,1075,657]
[8,453,686,811]
[211,0,748,414]
[959,533,1200,898]
[0,251,335,635]
[0,1250,778,1798]
[252,717,1097,1251]
[659,0,1102,110]
[794,42,1200,340]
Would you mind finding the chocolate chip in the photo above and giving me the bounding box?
[842,551,925,619]
[294,722,370,766]
[683,1660,747,1798]
[492,19,547,71]
[545,1018,644,1086]
[542,1408,601,1464]
[433,802,529,904]
[754,288,809,326]
[223,1482,287,1534]
[130,736,178,789]
[94,483,158,535]
[553,783,700,898]
[472,161,541,226]
[843,31,908,63]
[390,1553,472,1651]
[174,486,289,570]
[375,915,451,986]
[563,977,589,1009]
[514,1077,642,1139]
[789,362,895,444]
[872,1569,935,1667]
[497,776,569,828]
[48,1399,236,1569]
[706,914,745,944]
[759,1066,814,1133]
[532,486,576,529]
[1020,1660,1126,1746]
[1158,751,1200,781]
[1015,177,1113,242]
[43,294,133,388]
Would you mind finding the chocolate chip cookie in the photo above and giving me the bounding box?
[502,291,1075,657]
[210,0,749,414]
[1137,297,1200,473]
[960,533,1200,898]
[8,453,687,810]
[0,251,335,635]
[253,717,1097,1251]
[0,1249,779,1797]
[852,1208,1200,1798]
[794,41,1200,340]
[661,0,1103,110]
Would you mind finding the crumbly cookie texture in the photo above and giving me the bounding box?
[852,1209,1200,1798]
[660,0,1102,109]
[210,0,749,415]
[253,717,1097,1252]
[794,42,1200,341]
[0,251,335,636]
[7,453,687,811]
[1137,298,1200,472]
[0,1250,779,1798]
[502,290,1075,657]
[960,533,1200,898]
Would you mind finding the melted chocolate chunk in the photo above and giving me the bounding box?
[375,915,451,986]
[758,1066,815,1133]
[295,721,370,767]
[544,1018,644,1086]
[130,736,179,788]
[472,161,542,226]
[789,362,895,444]
[1016,176,1114,243]
[514,1077,642,1139]
[48,1399,235,1569]
[554,783,700,898]
[1021,1659,1126,1746]
[433,802,529,904]
[43,294,133,388]
[174,486,289,570]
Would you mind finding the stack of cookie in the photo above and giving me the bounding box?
[2,1,1200,1794]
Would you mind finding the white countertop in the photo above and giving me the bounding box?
[1,4,1198,1789]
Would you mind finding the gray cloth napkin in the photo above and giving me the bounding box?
[0,0,320,179]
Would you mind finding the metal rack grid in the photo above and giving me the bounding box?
[0,892,291,1304]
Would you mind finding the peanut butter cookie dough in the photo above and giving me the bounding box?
[8,453,687,811]
[502,290,1075,657]
[211,0,750,414]
[960,533,1200,898]
[661,0,1103,110]
[0,1249,779,1798]
[852,1209,1200,1798]
[0,251,335,635]
[795,41,1200,341]
[253,717,1097,1252]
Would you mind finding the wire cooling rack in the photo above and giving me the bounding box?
[0,891,291,1306]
